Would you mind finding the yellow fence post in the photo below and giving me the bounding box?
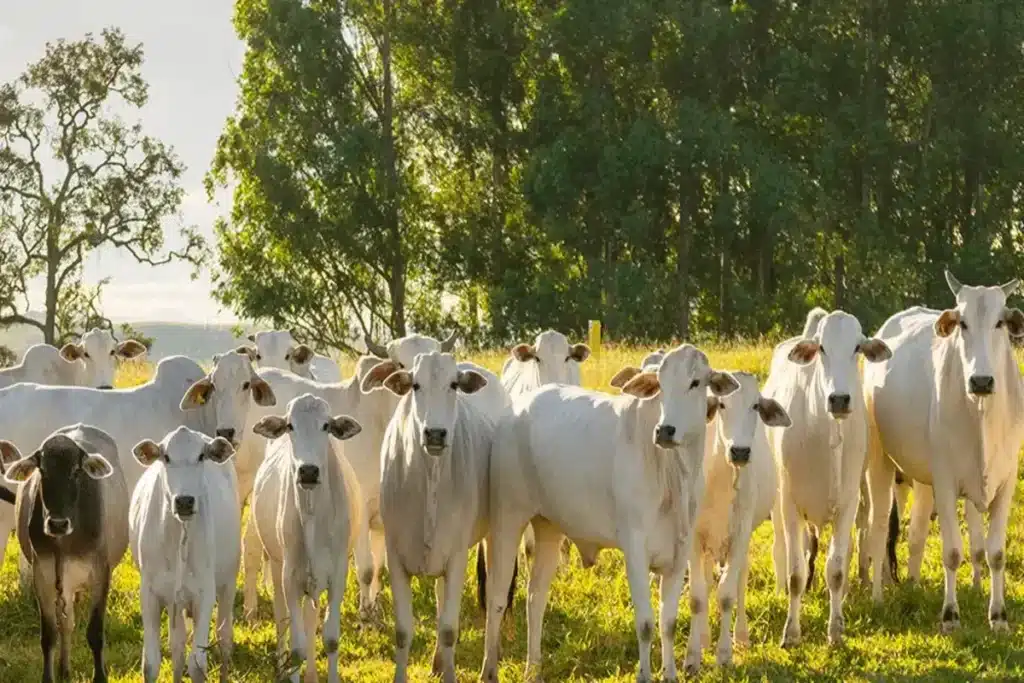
[588,319,601,359]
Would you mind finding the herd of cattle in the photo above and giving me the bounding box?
[0,270,1020,683]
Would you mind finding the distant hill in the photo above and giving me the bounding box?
[0,313,263,363]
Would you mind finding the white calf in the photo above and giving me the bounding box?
[251,394,364,683]
[0,330,146,390]
[130,428,241,683]
[480,344,740,683]
[763,308,891,648]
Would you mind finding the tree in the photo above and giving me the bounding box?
[0,28,202,344]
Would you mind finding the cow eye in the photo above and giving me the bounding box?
[689,379,700,389]
[412,382,420,391]
[83,352,91,359]
[960,321,968,330]
[109,350,116,356]
[285,353,291,361]
[322,423,329,432]
[197,450,205,462]
[996,320,1005,329]
[242,381,251,391]
[450,381,459,390]
[256,354,263,361]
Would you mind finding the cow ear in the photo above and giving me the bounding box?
[934,309,960,338]
[361,361,401,393]
[706,396,721,423]
[249,376,277,406]
[511,344,536,362]
[253,415,290,439]
[327,415,362,441]
[620,371,661,399]
[382,371,414,396]
[115,339,147,360]
[709,371,740,396]
[857,337,892,363]
[609,366,642,389]
[234,345,258,362]
[457,370,488,394]
[291,344,314,364]
[180,377,214,410]
[569,343,591,363]
[132,440,164,467]
[59,343,84,362]
[247,333,257,343]
[4,451,39,483]
[1003,308,1024,338]
[203,437,235,464]
[82,452,115,479]
[0,440,21,469]
[757,397,792,428]
[787,340,820,365]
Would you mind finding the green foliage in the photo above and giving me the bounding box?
[0,344,15,368]
[0,28,202,344]
[213,0,1024,347]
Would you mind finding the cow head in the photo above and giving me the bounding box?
[707,371,791,467]
[59,327,147,389]
[364,331,458,369]
[617,344,739,449]
[510,330,590,386]
[934,270,1024,397]
[363,351,485,457]
[245,330,317,378]
[2,432,114,537]
[252,394,361,490]
[179,351,276,446]
[787,310,891,419]
[132,426,235,522]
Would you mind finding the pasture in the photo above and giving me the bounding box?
[1,344,1024,682]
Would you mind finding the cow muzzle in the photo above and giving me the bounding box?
[827,393,852,419]
[728,446,751,466]
[216,428,238,446]
[97,385,113,391]
[654,424,677,447]
[297,464,320,489]
[968,375,995,396]
[44,517,72,537]
[423,428,448,456]
[173,495,197,520]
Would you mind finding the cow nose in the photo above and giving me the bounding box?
[297,464,320,486]
[827,393,851,415]
[729,446,752,465]
[97,385,113,391]
[654,424,677,445]
[216,428,236,443]
[173,495,196,518]
[423,428,448,449]
[45,518,71,536]
[968,375,995,395]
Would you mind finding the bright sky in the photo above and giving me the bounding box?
[0,0,245,324]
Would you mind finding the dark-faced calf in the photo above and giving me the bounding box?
[0,424,129,683]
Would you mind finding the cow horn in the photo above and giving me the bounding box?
[945,270,964,297]
[1000,278,1020,298]
[364,334,389,359]
[440,329,458,352]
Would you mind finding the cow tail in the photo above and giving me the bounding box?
[805,528,819,592]
[475,543,487,611]
[887,494,901,583]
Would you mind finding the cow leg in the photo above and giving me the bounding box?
[242,511,262,622]
[325,561,349,683]
[826,496,858,646]
[432,577,446,675]
[18,551,34,594]
[780,493,806,648]
[188,589,216,683]
[907,482,934,581]
[525,519,564,683]
[619,531,655,683]
[351,500,375,623]
[36,577,58,683]
[434,550,469,683]
[986,476,1015,633]
[855,477,871,584]
[684,545,708,676]
[770,498,787,594]
[735,560,752,648]
[282,563,307,683]
[386,539,414,683]
[87,566,111,683]
[965,501,986,590]
[301,596,318,683]
[865,440,895,602]
[140,585,162,683]
[269,559,289,664]
[932,474,963,633]
[717,514,754,668]
[480,521,525,683]
[658,563,685,683]
[217,579,237,683]
[58,579,74,682]
[169,606,187,683]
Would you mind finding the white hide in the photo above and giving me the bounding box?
[245,329,342,382]
[0,330,146,390]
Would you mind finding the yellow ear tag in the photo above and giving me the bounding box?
[195,393,206,406]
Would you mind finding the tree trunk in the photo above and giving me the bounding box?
[380,0,405,336]
[44,221,59,345]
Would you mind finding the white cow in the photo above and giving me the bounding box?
[246,329,342,382]
[500,329,590,400]
[251,394,365,683]
[480,344,740,683]
[368,351,494,683]
[0,352,275,584]
[236,358,398,622]
[130,427,241,683]
[863,272,1024,633]
[763,307,891,648]
[685,372,790,671]
[0,329,146,390]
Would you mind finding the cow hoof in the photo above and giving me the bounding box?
[828,616,845,645]
[524,664,544,683]
[991,619,1010,634]
[683,653,701,677]
[431,649,444,675]
[715,645,733,668]
[780,633,801,649]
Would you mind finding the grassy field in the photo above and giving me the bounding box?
[2,343,1024,681]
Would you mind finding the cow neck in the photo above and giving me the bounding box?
[170,488,212,607]
[291,450,338,596]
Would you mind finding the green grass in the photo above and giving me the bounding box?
[2,343,1024,681]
